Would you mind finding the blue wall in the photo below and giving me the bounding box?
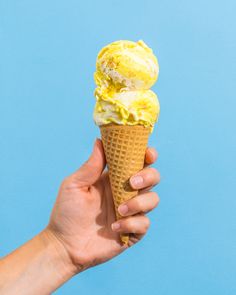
[0,0,235,294]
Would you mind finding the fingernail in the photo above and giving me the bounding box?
[130,175,143,188]
[118,204,128,216]
[111,222,120,231]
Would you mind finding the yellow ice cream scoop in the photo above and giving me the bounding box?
[95,40,159,91]
[94,88,160,129]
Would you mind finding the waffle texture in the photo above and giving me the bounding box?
[100,124,150,244]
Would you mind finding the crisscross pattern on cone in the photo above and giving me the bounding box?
[100,124,150,244]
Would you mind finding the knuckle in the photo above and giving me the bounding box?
[144,217,150,230]
[146,147,157,161]
[61,177,70,189]
[61,176,78,191]
[132,197,142,211]
[153,168,160,180]
[146,167,158,180]
[149,168,160,184]
[149,167,157,174]
[123,218,134,230]
[152,192,160,207]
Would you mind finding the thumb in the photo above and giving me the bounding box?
[73,139,106,187]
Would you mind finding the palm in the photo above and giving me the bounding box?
[49,171,125,270]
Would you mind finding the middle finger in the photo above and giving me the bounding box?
[129,167,160,190]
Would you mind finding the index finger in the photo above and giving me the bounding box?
[144,147,158,165]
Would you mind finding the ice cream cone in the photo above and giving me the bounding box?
[100,124,150,245]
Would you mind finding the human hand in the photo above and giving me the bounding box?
[46,139,160,274]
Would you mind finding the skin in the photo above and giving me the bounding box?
[0,139,160,294]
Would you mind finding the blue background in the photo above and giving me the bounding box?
[0,0,236,294]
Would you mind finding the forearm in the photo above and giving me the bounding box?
[0,229,77,295]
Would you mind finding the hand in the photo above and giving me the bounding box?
[46,139,160,273]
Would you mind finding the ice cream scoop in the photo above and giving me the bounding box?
[95,40,159,91]
[94,88,159,128]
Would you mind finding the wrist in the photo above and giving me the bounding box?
[40,228,78,280]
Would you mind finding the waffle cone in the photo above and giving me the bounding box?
[100,124,150,245]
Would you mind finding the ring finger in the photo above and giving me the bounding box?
[117,192,160,217]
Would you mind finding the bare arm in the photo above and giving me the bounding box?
[0,230,76,295]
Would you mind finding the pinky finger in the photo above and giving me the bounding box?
[111,215,150,235]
